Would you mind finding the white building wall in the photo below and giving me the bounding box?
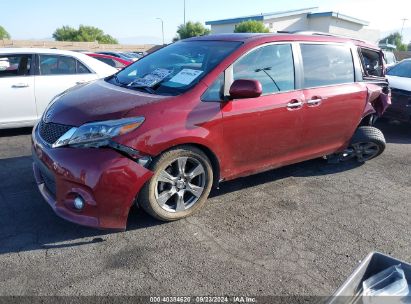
[264,14,310,32]
[210,23,237,34]
[328,19,380,43]
[307,17,331,32]
[209,15,380,43]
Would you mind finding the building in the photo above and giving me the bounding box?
[206,7,380,43]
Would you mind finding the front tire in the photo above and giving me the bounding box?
[139,146,213,221]
[340,126,386,163]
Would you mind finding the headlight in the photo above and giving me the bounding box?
[52,117,145,148]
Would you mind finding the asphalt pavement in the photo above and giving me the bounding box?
[0,120,410,297]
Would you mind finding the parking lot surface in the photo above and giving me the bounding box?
[0,121,410,296]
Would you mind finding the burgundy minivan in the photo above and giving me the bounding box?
[32,33,389,230]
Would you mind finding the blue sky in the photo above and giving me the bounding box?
[1,0,410,44]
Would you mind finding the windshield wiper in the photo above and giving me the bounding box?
[128,85,156,95]
[112,74,127,86]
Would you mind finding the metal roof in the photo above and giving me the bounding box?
[307,12,369,26]
[206,7,369,27]
[205,7,318,25]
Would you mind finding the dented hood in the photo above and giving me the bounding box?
[45,79,168,126]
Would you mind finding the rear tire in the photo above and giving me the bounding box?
[139,146,213,221]
[340,126,386,163]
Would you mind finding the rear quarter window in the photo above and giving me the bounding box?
[300,44,355,88]
[360,48,384,77]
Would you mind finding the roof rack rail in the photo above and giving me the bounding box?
[278,30,367,44]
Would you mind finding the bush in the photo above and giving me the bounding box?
[234,20,270,33]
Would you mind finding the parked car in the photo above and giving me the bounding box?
[386,59,411,122]
[32,33,389,230]
[97,51,139,62]
[124,51,146,60]
[383,50,397,69]
[84,52,132,70]
[131,51,148,58]
[0,48,117,129]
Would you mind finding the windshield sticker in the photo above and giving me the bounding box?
[129,68,172,87]
[169,69,203,85]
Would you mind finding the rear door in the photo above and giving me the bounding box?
[0,54,36,127]
[34,54,97,118]
[220,43,306,177]
[298,43,367,156]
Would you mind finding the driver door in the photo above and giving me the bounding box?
[220,43,306,178]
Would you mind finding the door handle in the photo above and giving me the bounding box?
[307,98,322,106]
[12,83,29,88]
[287,100,303,109]
[76,80,87,85]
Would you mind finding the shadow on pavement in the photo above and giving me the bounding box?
[210,158,363,197]
[0,120,408,255]
[0,127,33,138]
[375,120,411,144]
[0,156,162,255]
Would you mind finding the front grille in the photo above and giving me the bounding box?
[39,121,73,145]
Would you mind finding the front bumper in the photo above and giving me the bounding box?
[384,89,411,122]
[32,125,153,230]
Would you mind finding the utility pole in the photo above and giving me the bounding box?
[401,18,408,37]
[156,18,165,45]
[184,0,186,25]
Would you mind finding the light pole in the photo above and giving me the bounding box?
[184,0,186,25]
[401,18,408,37]
[156,18,165,45]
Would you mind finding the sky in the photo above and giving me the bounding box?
[1,0,410,44]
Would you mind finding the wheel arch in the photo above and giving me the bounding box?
[152,142,221,189]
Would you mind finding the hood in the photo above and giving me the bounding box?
[386,75,410,92]
[45,79,168,126]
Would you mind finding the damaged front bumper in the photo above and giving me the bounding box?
[32,126,154,230]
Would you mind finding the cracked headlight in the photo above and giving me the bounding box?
[52,117,145,148]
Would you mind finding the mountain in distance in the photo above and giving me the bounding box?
[119,36,163,45]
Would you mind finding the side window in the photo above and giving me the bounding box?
[360,48,384,77]
[201,73,224,102]
[77,60,91,74]
[39,55,76,75]
[96,57,116,67]
[0,54,32,78]
[233,44,295,94]
[301,44,354,88]
[114,60,126,69]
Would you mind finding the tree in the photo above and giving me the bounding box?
[53,25,118,44]
[174,21,211,41]
[379,32,406,51]
[0,25,10,39]
[234,20,270,33]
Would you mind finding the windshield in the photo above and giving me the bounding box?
[107,40,242,96]
[387,60,411,78]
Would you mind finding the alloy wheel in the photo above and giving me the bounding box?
[341,142,381,162]
[154,157,206,213]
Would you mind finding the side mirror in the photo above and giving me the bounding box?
[229,79,262,100]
